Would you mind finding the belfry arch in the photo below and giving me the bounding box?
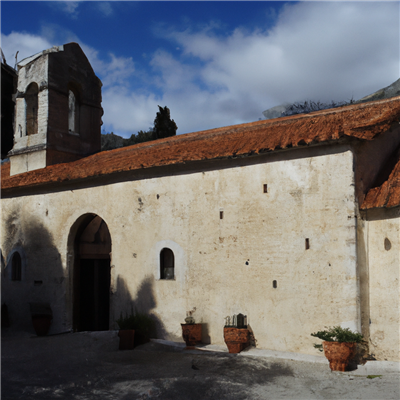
[67,213,111,332]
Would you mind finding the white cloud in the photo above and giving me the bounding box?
[102,86,159,134]
[96,2,113,17]
[45,1,81,19]
[79,43,136,87]
[143,2,399,132]
[1,32,52,66]
[1,2,398,138]
[62,1,80,17]
[166,2,398,110]
[105,1,399,136]
[47,0,114,18]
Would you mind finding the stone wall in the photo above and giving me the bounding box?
[365,207,400,361]
[1,144,361,356]
[9,43,102,175]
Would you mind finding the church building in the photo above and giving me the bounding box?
[1,43,399,361]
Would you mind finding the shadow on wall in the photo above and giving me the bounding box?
[1,211,65,334]
[113,275,168,340]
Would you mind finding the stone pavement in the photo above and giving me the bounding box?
[2,330,399,399]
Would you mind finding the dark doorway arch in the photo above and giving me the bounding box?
[70,214,111,331]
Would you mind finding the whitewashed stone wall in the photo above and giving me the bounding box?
[366,209,400,361]
[1,146,361,356]
[11,54,50,175]
[14,55,49,150]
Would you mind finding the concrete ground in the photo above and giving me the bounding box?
[2,330,399,400]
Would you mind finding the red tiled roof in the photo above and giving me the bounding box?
[2,96,400,194]
[361,157,400,210]
[1,160,10,179]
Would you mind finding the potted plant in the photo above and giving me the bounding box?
[116,310,155,350]
[224,314,250,353]
[181,307,202,349]
[131,312,155,347]
[116,311,136,350]
[30,302,52,336]
[311,326,364,371]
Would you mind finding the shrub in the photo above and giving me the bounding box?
[311,326,364,343]
[116,310,155,334]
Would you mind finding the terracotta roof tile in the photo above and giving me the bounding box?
[1,160,10,179]
[361,157,400,210]
[2,96,400,193]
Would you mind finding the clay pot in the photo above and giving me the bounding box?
[323,341,356,372]
[181,323,202,348]
[224,327,250,353]
[32,315,52,336]
[118,329,135,350]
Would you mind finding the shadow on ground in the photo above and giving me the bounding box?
[1,332,292,400]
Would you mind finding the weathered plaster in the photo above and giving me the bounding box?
[364,207,400,361]
[1,146,361,356]
[9,43,102,176]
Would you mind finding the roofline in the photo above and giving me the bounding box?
[2,95,400,194]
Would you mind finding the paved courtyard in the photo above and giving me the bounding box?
[2,330,399,399]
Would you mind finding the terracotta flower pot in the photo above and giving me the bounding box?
[30,303,52,336]
[181,323,202,349]
[32,315,52,336]
[118,329,135,350]
[224,327,250,353]
[323,341,356,372]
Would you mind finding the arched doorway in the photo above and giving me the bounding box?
[70,214,111,331]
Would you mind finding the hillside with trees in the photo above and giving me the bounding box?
[101,106,177,151]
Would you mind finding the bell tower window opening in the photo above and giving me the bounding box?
[25,82,38,136]
[160,248,175,280]
[11,252,22,281]
[68,85,80,134]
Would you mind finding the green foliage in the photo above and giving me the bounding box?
[153,105,177,139]
[313,343,324,352]
[124,106,177,144]
[367,375,382,379]
[311,326,364,343]
[101,105,177,151]
[116,310,155,334]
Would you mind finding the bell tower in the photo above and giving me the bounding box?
[9,43,103,176]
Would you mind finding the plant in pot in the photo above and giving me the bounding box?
[116,311,136,350]
[30,302,52,336]
[181,307,202,349]
[116,310,155,350]
[131,312,155,347]
[224,313,250,353]
[311,326,364,372]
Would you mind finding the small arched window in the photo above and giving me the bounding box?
[68,85,80,134]
[160,248,174,279]
[25,82,39,136]
[11,252,22,281]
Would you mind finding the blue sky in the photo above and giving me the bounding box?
[1,1,399,138]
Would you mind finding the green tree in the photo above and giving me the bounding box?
[101,106,177,151]
[153,105,177,139]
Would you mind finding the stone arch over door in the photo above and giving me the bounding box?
[67,213,111,332]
